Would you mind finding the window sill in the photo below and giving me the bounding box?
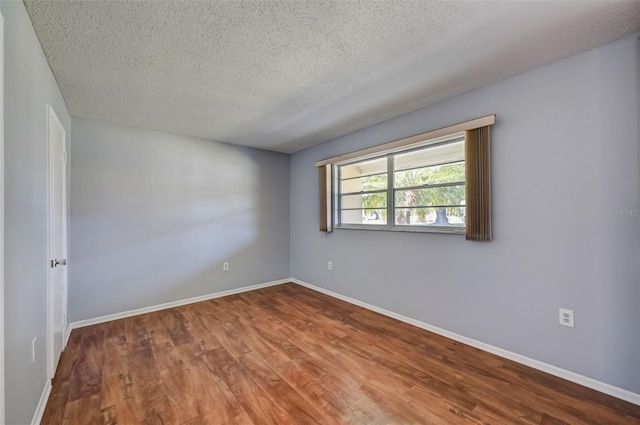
[336,224,465,235]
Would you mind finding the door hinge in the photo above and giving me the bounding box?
[61,152,67,163]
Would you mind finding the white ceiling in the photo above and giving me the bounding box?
[24,1,640,153]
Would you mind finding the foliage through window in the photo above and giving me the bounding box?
[337,134,466,232]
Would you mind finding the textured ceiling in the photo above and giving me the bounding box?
[24,1,640,153]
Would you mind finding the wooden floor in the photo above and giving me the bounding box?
[42,283,640,425]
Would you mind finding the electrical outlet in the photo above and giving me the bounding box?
[559,308,575,328]
[32,337,37,363]
[327,261,333,271]
[223,262,229,271]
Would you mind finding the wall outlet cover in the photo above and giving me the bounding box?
[559,308,575,328]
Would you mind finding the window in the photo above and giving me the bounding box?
[337,134,466,233]
[317,114,494,240]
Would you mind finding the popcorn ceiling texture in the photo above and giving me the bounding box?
[24,1,640,153]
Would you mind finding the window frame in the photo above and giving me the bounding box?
[317,114,495,240]
[335,133,467,234]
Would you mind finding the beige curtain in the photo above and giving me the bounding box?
[465,127,492,241]
[318,165,332,232]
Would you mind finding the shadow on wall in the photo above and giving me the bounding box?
[71,133,259,316]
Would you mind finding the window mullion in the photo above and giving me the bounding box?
[387,155,394,230]
[395,181,465,192]
[341,189,388,196]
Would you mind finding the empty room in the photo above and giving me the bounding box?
[1,0,640,424]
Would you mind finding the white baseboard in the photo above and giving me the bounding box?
[63,322,71,350]
[31,379,51,425]
[291,278,640,406]
[67,279,289,332]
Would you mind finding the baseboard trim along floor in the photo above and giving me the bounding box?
[31,379,51,425]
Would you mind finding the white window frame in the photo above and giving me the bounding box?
[334,132,467,234]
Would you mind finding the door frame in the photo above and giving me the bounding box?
[0,9,5,425]
[46,104,68,380]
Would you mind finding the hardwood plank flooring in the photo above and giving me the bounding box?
[41,283,640,425]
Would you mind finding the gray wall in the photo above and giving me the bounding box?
[69,118,290,322]
[1,2,72,424]
[291,35,640,393]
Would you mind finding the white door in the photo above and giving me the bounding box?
[47,105,68,379]
[0,10,5,424]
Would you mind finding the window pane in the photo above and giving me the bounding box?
[394,162,464,188]
[335,133,469,232]
[341,209,363,224]
[394,139,464,172]
[341,192,386,209]
[394,207,466,226]
[340,157,387,179]
[341,209,387,225]
[340,173,387,193]
[395,185,465,208]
